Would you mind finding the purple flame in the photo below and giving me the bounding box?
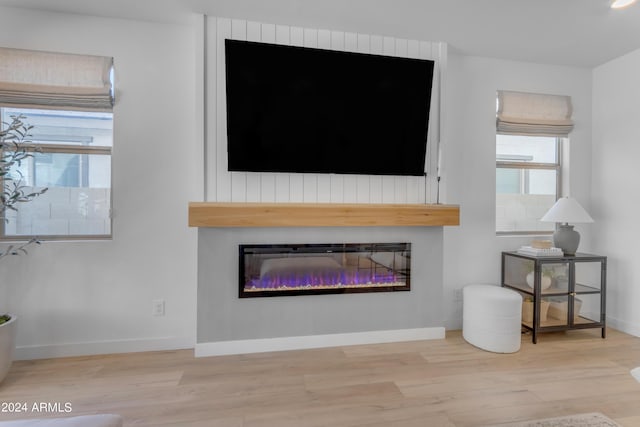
[245,268,403,292]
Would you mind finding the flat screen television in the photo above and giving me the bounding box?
[224,39,435,176]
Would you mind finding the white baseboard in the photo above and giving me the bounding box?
[15,336,194,361]
[195,327,445,358]
[605,315,640,338]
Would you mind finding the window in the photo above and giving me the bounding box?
[495,90,573,235]
[0,47,113,240]
[1,107,112,238]
[496,134,561,234]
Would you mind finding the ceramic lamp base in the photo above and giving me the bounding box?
[553,224,580,256]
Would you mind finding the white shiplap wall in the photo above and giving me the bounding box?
[205,17,446,204]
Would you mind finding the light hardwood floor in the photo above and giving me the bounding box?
[2,329,640,426]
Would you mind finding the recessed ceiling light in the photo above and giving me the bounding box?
[611,0,638,9]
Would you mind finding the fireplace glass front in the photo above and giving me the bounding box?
[239,243,411,297]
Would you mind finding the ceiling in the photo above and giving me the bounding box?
[0,0,639,67]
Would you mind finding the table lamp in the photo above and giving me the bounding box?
[540,196,594,255]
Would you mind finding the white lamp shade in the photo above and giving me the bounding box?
[540,197,594,224]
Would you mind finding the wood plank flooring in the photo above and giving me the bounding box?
[1,329,640,426]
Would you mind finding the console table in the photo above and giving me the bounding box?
[501,251,606,344]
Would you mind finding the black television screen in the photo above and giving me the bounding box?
[224,39,434,176]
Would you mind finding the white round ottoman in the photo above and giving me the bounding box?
[463,284,522,353]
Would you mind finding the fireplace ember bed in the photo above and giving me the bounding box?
[239,243,411,298]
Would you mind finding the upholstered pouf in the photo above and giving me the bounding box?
[463,284,522,353]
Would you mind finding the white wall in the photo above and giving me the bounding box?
[592,48,640,336]
[0,7,202,359]
[442,53,593,329]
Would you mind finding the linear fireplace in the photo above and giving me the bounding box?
[239,242,411,297]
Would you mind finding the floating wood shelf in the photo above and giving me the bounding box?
[188,202,460,228]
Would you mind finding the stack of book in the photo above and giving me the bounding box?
[517,245,563,257]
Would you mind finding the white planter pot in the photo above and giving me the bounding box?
[0,314,17,383]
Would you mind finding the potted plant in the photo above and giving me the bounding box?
[0,114,48,383]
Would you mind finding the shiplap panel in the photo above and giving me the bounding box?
[303,175,317,202]
[357,34,370,53]
[286,26,305,202]
[421,41,438,202]
[318,29,331,48]
[420,45,433,199]
[369,177,383,204]
[206,17,445,204]
[231,19,246,39]
[231,173,247,202]
[261,175,276,202]
[356,176,370,203]
[289,176,304,202]
[215,18,232,202]
[247,21,261,41]
[406,179,420,204]
[434,43,447,203]
[342,176,359,202]
[344,32,358,52]
[331,31,352,204]
[275,24,291,44]
[246,174,261,202]
[395,177,409,204]
[380,34,404,203]
[261,23,276,42]
[290,27,304,46]
[303,28,318,47]
[407,40,420,59]
[330,31,344,50]
[229,20,248,202]
[260,174,276,202]
[275,175,290,202]
[269,24,292,203]
[382,177,395,203]
[301,30,319,202]
[316,31,332,203]
[275,25,289,44]
[419,41,433,60]
[258,23,277,202]
[205,17,217,201]
[317,177,331,203]
[344,177,357,201]
[383,37,395,55]
[370,35,383,54]
[330,175,345,203]
[395,38,408,58]
[346,34,370,202]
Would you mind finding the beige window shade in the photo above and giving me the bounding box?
[496,90,573,137]
[0,47,113,111]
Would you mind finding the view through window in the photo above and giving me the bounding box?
[1,107,112,238]
[496,134,561,234]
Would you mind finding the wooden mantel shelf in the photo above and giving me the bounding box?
[188,202,460,228]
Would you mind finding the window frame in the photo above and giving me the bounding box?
[496,135,562,236]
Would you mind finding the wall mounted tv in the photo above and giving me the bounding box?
[224,39,435,176]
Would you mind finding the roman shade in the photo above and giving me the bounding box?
[0,47,113,111]
[496,90,573,137]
